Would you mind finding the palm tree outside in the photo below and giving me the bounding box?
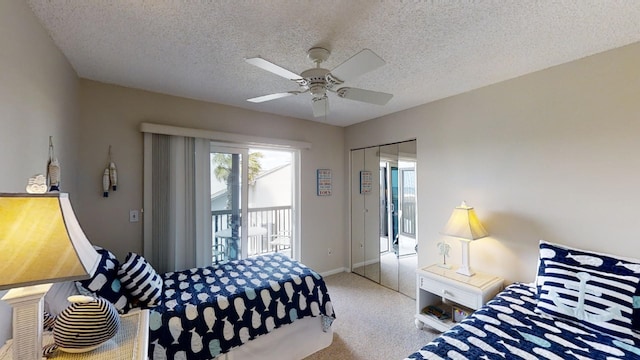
[212,151,263,209]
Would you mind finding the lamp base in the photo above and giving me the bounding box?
[2,283,52,360]
[456,266,475,277]
[457,238,475,277]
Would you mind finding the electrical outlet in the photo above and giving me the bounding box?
[129,209,139,223]
[328,248,332,255]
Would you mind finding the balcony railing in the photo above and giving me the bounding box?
[212,205,292,262]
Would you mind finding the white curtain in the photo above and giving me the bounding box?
[145,133,211,273]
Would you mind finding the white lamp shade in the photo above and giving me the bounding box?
[0,193,100,290]
[440,201,488,241]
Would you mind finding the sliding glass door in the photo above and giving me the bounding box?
[210,146,296,262]
[142,124,306,272]
[211,146,248,261]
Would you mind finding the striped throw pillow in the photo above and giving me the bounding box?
[536,240,640,343]
[117,253,163,307]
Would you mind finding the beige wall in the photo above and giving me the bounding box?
[76,80,346,274]
[346,41,640,284]
[0,0,80,343]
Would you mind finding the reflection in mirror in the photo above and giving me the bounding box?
[351,149,365,277]
[363,146,380,283]
[351,140,416,298]
[379,143,399,291]
[397,140,417,298]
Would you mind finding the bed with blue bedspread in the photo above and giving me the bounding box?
[148,254,335,360]
[406,241,640,359]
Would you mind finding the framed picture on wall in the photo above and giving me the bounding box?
[360,170,372,194]
[317,169,332,196]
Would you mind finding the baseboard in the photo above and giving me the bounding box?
[320,267,348,277]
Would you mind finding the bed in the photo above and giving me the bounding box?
[405,240,640,359]
[52,248,334,360]
[147,253,335,360]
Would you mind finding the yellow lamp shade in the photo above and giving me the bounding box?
[0,193,99,290]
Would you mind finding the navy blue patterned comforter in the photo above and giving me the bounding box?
[406,283,640,359]
[148,254,335,360]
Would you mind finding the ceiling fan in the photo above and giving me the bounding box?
[245,47,393,117]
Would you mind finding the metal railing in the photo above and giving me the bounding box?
[212,206,292,261]
[401,201,416,237]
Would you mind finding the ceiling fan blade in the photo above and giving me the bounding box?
[329,49,385,83]
[337,87,393,105]
[312,97,328,117]
[245,57,303,81]
[247,92,297,103]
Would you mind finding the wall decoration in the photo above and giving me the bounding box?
[102,145,118,197]
[102,168,110,197]
[316,169,332,196]
[26,174,47,194]
[359,170,372,194]
[47,136,61,191]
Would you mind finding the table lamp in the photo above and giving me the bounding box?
[0,193,100,360]
[440,201,488,277]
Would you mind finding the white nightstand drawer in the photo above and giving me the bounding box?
[415,264,504,332]
[421,276,476,309]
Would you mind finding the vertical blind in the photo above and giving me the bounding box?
[149,134,210,273]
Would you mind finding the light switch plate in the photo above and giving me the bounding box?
[129,209,139,222]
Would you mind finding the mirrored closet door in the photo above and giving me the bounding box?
[351,140,417,298]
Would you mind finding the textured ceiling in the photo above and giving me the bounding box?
[26,1,640,127]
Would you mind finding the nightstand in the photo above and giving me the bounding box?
[0,309,149,359]
[415,264,503,332]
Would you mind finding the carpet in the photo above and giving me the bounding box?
[303,272,438,360]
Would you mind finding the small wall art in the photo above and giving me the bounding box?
[102,145,118,197]
[316,169,332,196]
[360,170,372,194]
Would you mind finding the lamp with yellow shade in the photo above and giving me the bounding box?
[0,193,99,360]
[440,201,488,277]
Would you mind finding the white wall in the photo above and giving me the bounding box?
[346,41,640,284]
[0,0,80,344]
[76,80,346,274]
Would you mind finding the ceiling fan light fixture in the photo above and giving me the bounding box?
[300,68,330,97]
[312,96,328,118]
[245,47,392,116]
[309,84,326,98]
